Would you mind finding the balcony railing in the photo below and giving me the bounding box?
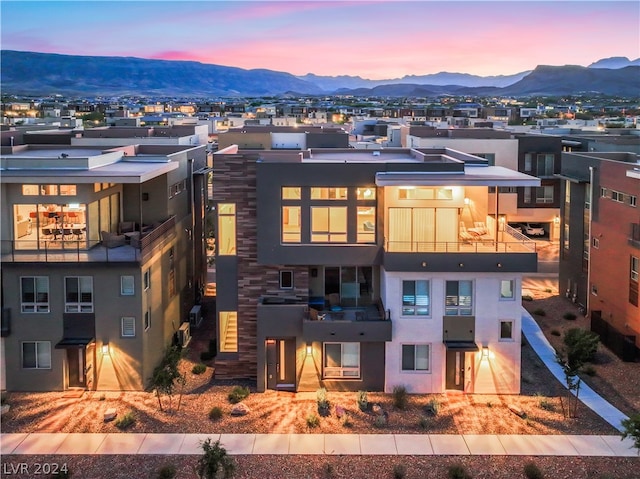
[1,216,176,263]
[385,239,536,253]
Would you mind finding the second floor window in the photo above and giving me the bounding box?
[311,207,347,242]
[445,280,473,316]
[402,280,430,316]
[218,203,236,255]
[21,276,49,313]
[65,276,93,313]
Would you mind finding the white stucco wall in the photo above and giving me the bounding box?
[382,270,522,394]
[270,132,307,149]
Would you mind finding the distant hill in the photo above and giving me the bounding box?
[1,50,638,98]
[588,56,640,69]
[0,50,321,97]
[298,71,530,90]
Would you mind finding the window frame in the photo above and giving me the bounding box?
[401,280,430,316]
[632,256,639,282]
[401,344,430,372]
[279,270,294,289]
[323,342,360,379]
[120,275,135,296]
[20,276,50,313]
[121,317,136,337]
[499,279,515,300]
[21,341,51,369]
[64,276,93,313]
[499,320,514,341]
[445,280,473,316]
[310,206,347,243]
[144,268,151,291]
[144,309,151,331]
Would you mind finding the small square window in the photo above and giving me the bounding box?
[121,275,135,295]
[144,269,151,290]
[500,280,514,300]
[121,317,136,337]
[279,270,293,289]
[500,321,514,340]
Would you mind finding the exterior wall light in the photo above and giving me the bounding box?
[464,197,470,205]
[102,343,109,355]
[306,344,312,356]
[459,263,464,268]
[482,346,489,359]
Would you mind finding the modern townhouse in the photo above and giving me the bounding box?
[212,146,540,394]
[558,151,640,361]
[0,143,208,391]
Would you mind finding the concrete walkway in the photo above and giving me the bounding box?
[521,308,630,432]
[1,432,637,457]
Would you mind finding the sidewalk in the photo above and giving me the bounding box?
[2,432,637,457]
[521,308,630,432]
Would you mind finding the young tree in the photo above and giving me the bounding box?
[149,345,184,412]
[195,438,236,479]
[621,413,640,453]
[555,328,599,418]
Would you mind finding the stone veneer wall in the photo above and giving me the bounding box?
[212,153,309,379]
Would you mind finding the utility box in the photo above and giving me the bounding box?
[178,322,191,347]
[189,305,202,327]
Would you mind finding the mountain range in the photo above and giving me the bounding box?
[1,50,639,98]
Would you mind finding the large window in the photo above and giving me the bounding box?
[21,276,49,313]
[323,342,360,378]
[22,341,51,369]
[536,186,554,204]
[218,203,236,255]
[311,207,347,242]
[402,280,430,316]
[445,280,473,315]
[65,276,93,312]
[401,344,430,371]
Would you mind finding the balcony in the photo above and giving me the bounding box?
[1,216,175,263]
[303,302,392,342]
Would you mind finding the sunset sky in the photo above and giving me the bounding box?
[2,1,639,80]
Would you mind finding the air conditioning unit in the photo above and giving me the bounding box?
[178,322,191,347]
[189,305,202,327]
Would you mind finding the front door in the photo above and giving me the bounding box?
[266,338,296,391]
[445,350,465,391]
[67,347,85,388]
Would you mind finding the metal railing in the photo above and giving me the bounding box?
[385,238,536,253]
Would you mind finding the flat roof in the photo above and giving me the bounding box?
[9,148,104,158]
[376,165,541,187]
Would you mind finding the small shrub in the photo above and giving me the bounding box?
[486,401,493,408]
[418,416,430,430]
[621,412,640,451]
[551,329,561,336]
[323,462,335,477]
[341,413,353,428]
[522,294,534,301]
[583,365,597,377]
[228,385,250,404]
[392,385,409,410]
[209,406,223,421]
[157,464,177,479]
[196,438,235,479]
[306,413,320,428]
[114,411,135,430]
[393,463,407,479]
[524,461,544,479]
[317,388,330,415]
[424,398,440,416]
[533,308,546,316]
[356,390,368,411]
[563,312,577,321]
[192,363,207,375]
[373,414,387,428]
[448,463,470,479]
[537,395,555,412]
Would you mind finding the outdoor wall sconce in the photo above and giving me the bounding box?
[458,263,464,268]
[102,343,110,355]
[482,346,489,358]
[306,344,312,355]
[421,261,427,267]
[497,263,502,268]
[464,197,470,205]
[554,216,560,224]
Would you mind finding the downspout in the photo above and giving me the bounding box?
[586,166,594,315]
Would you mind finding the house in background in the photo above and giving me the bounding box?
[0,143,208,391]
[212,146,539,394]
[558,150,640,361]
[217,125,349,151]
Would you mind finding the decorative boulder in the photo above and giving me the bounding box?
[335,405,346,418]
[230,402,250,416]
[103,408,117,422]
[372,404,383,415]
